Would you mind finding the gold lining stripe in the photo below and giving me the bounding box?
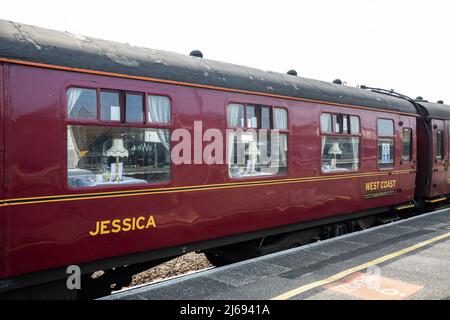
[4,169,414,202]
[0,57,418,117]
[0,170,415,207]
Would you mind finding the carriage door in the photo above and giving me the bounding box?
[431,119,446,197]
[398,119,415,197]
[446,121,450,195]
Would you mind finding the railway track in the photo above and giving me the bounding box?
[113,264,215,297]
[124,252,213,289]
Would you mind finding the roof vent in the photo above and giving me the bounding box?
[287,70,297,76]
[190,50,203,58]
[437,100,444,104]
[333,79,343,85]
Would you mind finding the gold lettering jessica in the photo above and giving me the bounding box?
[89,215,156,236]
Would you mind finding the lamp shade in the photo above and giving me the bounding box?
[328,142,342,155]
[246,141,260,154]
[106,137,129,158]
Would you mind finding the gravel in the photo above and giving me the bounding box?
[129,252,213,287]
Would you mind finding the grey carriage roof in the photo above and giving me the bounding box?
[417,101,450,120]
[0,19,417,115]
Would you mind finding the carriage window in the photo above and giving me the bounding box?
[273,108,287,130]
[377,119,395,169]
[67,88,171,188]
[228,131,288,178]
[322,136,360,172]
[377,119,394,136]
[350,116,360,133]
[322,113,359,134]
[402,128,412,161]
[126,93,144,123]
[227,104,287,130]
[332,114,341,133]
[261,107,271,129]
[321,113,360,173]
[148,95,171,123]
[378,138,394,168]
[227,103,289,178]
[67,126,170,187]
[227,103,245,128]
[101,91,121,121]
[332,114,352,133]
[67,88,97,119]
[246,105,259,128]
[342,115,349,132]
[436,130,444,160]
[321,113,332,132]
[246,105,277,129]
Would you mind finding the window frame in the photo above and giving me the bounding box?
[320,111,361,174]
[436,129,444,162]
[125,91,145,124]
[376,117,395,170]
[64,83,173,191]
[320,112,361,135]
[146,94,172,125]
[99,89,123,123]
[401,127,412,162]
[225,101,290,180]
[66,86,100,124]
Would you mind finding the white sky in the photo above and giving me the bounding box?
[2,0,450,103]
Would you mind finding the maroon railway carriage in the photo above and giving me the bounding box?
[0,20,435,299]
[416,101,450,199]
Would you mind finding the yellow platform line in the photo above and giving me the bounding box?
[271,230,450,300]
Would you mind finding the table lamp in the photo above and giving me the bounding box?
[106,136,129,182]
[328,142,342,169]
[245,141,260,175]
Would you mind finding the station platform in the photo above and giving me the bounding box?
[105,208,450,300]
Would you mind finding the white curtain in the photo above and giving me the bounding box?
[148,95,171,151]
[67,88,83,117]
[67,127,79,168]
[274,108,287,130]
[67,89,84,169]
[278,134,287,164]
[351,137,360,170]
[227,131,236,174]
[321,113,332,132]
[321,136,327,170]
[350,116,360,133]
[281,134,288,165]
[227,104,243,127]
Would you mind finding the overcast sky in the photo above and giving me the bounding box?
[2,0,449,103]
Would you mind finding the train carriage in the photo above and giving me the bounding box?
[416,101,450,199]
[0,19,435,299]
